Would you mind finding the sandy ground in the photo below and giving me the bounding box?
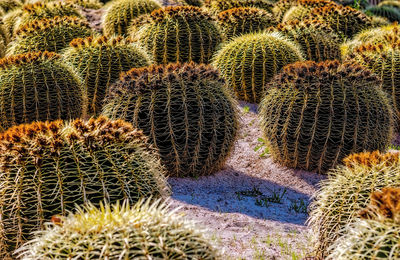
[169,102,325,260]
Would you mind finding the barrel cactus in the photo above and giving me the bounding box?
[366,5,400,23]
[308,151,400,258]
[102,0,161,36]
[328,187,400,259]
[204,0,274,13]
[1,8,22,38]
[282,5,311,22]
[379,0,400,9]
[0,117,169,258]
[133,6,222,64]
[267,20,342,61]
[16,199,218,259]
[213,32,304,103]
[216,7,277,40]
[184,0,204,6]
[62,36,151,116]
[346,42,400,119]
[102,63,238,178]
[7,16,95,55]
[307,4,372,38]
[259,60,394,173]
[0,0,22,13]
[65,0,104,9]
[0,51,84,131]
[272,0,334,22]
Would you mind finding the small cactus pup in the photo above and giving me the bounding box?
[102,63,238,178]
[216,7,277,40]
[133,6,222,64]
[346,41,400,119]
[327,187,400,259]
[16,199,219,260]
[0,117,169,257]
[102,0,161,36]
[204,0,274,14]
[0,51,84,131]
[213,32,304,103]
[266,19,342,61]
[62,36,151,116]
[307,151,400,259]
[259,61,395,173]
[7,16,96,55]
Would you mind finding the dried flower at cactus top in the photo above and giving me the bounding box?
[16,199,218,259]
[359,187,400,222]
[0,117,169,258]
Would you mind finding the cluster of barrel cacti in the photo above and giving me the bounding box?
[0,0,400,258]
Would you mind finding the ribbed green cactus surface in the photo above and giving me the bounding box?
[102,0,161,36]
[7,16,95,55]
[102,63,238,178]
[213,32,304,103]
[308,151,400,258]
[63,36,151,116]
[134,6,222,64]
[0,117,169,258]
[204,0,274,13]
[366,5,400,22]
[0,51,84,131]
[16,199,218,259]
[272,0,334,22]
[259,61,394,173]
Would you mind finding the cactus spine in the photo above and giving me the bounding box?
[133,6,222,64]
[366,5,400,22]
[0,51,84,131]
[0,117,169,257]
[102,63,238,178]
[62,36,151,116]
[213,32,304,103]
[259,61,394,173]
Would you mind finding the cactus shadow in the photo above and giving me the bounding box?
[168,168,313,225]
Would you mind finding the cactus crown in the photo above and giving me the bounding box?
[69,35,131,48]
[149,5,212,21]
[0,51,60,69]
[217,6,271,21]
[343,151,400,168]
[205,0,273,12]
[359,187,400,221]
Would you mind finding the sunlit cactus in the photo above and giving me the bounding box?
[0,0,22,14]
[272,0,334,22]
[7,16,95,55]
[213,32,304,103]
[16,199,218,259]
[308,151,400,259]
[259,61,394,173]
[102,0,161,36]
[65,0,104,9]
[267,19,342,61]
[102,62,238,178]
[1,8,22,38]
[134,6,222,64]
[62,35,151,115]
[204,0,274,14]
[282,5,311,22]
[0,51,84,130]
[217,7,277,40]
[0,117,169,258]
[327,187,400,259]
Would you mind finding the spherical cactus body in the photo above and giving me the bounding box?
[259,61,394,173]
[0,0,22,14]
[0,51,84,131]
[134,6,222,64]
[272,0,334,22]
[7,16,96,55]
[62,36,151,116]
[102,63,238,178]
[102,0,161,36]
[213,32,304,103]
[0,117,169,257]
[267,20,342,61]
[216,7,277,40]
[281,5,311,22]
[366,5,400,23]
[16,199,218,259]
[204,0,274,13]
[308,151,400,258]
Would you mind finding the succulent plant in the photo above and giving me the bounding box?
[16,199,218,259]
[65,0,104,9]
[345,41,400,119]
[102,63,238,178]
[379,0,400,9]
[370,15,391,27]
[0,117,169,258]
[0,0,22,14]
[0,51,85,130]
[102,0,161,36]
[204,0,274,14]
[7,16,96,55]
[184,0,204,6]
[62,36,151,116]
[307,151,400,258]
[272,0,334,22]
[266,20,342,61]
[259,61,395,173]
[307,4,372,39]
[0,21,8,57]
[133,6,222,64]
[282,5,311,22]
[1,8,22,38]
[213,32,304,103]
[216,7,277,40]
[327,187,400,259]
[366,5,400,23]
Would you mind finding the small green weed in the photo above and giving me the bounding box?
[254,137,270,157]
